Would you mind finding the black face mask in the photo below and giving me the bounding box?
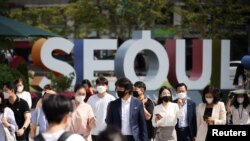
[133,91,139,97]
[117,90,126,98]
[162,96,171,102]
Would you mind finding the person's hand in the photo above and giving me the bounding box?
[206,117,214,125]
[177,99,184,107]
[142,98,147,105]
[154,113,162,123]
[2,117,10,128]
[16,128,25,136]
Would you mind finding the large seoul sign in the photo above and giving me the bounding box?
[31,30,233,90]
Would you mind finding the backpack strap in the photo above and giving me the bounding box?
[34,133,45,141]
[58,131,72,141]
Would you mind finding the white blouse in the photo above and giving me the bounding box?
[152,102,184,127]
[230,105,250,125]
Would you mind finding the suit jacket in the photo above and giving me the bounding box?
[174,99,197,138]
[106,96,148,141]
[196,101,226,141]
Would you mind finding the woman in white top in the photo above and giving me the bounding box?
[227,89,250,125]
[152,86,183,141]
[15,78,32,109]
[0,92,18,141]
[196,85,227,141]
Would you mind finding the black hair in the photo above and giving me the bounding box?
[43,84,54,90]
[0,92,7,113]
[115,77,133,94]
[14,78,24,85]
[42,95,73,124]
[233,64,246,86]
[175,83,187,90]
[3,81,17,94]
[96,76,108,85]
[134,81,146,91]
[81,79,92,87]
[231,94,249,108]
[74,83,84,93]
[202,85,220,104]
[97,126,127,141]
[157,86,173,105]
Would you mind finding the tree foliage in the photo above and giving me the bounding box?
[173,0,250,38]
[10,7,70,38]
[48,72,75,92]
[8,0,250,41]
[9,0,169,40]
[0,64,26,89]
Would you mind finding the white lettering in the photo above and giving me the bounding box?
[175,39,211,89]
[212,129,247,136]
[41,37,76,86]
[212,129,218,136]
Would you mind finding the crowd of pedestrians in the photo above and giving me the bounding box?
[0,76,250,141]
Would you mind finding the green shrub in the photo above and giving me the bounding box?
[48,72,74,92]
[0,64,26,88]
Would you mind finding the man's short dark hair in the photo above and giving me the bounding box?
[96,76,108,85]
[115,77,133,93]
[175,83,187,90]
[42,95,73,124]
[134,81,146,91]
[3,81,17,93]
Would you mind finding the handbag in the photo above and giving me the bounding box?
[35,109,41,136]
[3,108,16,141]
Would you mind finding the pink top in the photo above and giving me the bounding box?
[69,102,96,141]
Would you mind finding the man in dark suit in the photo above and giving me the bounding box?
[106,77,148,141]
[174,83,197,141]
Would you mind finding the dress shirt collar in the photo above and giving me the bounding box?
[122,95,132,104]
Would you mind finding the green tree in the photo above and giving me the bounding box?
[173,0,250,38]
[65,0,169,40]
[0,64,26,89]
[9,0,170,40]
[10,7,70,38]
[48,72,75,92]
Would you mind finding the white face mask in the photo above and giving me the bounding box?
[177,92,187,99]
[17,85,24,93]
[75,95,85,103]
[3,92,9,99]
[205,98,214,104]
[237,97,244,104]
[97,86,106,94]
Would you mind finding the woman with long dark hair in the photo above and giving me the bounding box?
[233,64,246,88]
[152,86,184,141]
[227,89,250,125]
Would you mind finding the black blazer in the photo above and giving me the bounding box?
[106,96,148,141]
[174,98,197,138]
